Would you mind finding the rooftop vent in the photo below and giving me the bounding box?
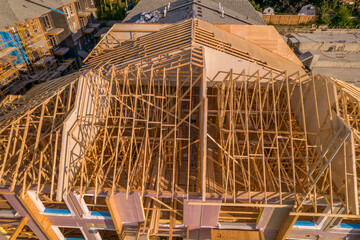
[136,10,161,23]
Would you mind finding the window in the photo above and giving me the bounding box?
[42,14,52,30]
[48,35,58,47]
[84,0,89,9]
[64,5,75,18]
[64,7,70,18]
[33,24,39,34]
[75,0,81,11]
[79,18,86,28]
[69,5,75,16]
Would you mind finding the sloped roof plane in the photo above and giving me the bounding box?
[123,0,266,25]
[84,19,304,74]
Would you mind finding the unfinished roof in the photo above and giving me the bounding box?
[84,19,303,74]
[123,0,266,25]
[0,0,63,29]
[1,18,360,240]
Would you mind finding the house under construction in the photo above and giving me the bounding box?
[1,10,360,240]
[0,0,98,97]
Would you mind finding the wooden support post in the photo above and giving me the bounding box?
[19,192,59,240]
[106,194,127,240]
[275,213,299,240]
[200,62,207,202]
[9,217,28,240]
[11,114,30,191]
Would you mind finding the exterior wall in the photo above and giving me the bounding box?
[49,10,73,44]
[78,0,96,11]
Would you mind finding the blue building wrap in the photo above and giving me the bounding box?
[0,31,29,65]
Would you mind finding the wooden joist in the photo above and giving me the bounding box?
[9,217,28,240]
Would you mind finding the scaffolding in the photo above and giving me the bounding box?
[0,18,76,97]
[0,30,28,90]
[14,19,52,66]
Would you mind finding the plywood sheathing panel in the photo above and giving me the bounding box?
[57,70,106,201]
[183,198,221,228]
[110,192,145,223]
[215,24,303,66]
[290,74,358,215]
[196,20,305,74]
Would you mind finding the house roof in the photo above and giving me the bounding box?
[298,4,316,15]
[84,19,303,74]
[123,0,266,25]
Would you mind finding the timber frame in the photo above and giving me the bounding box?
[0,19,360,239]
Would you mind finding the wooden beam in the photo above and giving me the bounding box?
[9,217,28,240]
[275,213,299,240]
[200,56,208,202]
[18,192,59,240]
[106,194,127,240]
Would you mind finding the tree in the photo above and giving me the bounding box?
[332,5,352,27]
[249,0,262,12]
[318,13,332,25]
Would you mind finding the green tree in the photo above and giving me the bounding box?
[318,12,332,25]
[332,5,352,27]
[249,0,263,12]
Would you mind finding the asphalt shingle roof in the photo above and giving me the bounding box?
[123,0,265,25]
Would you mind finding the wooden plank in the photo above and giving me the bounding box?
[9,217,27,240]
[275,213,299,240]
[18,192,59,240]
[106,194,127,240]
[200,51,208,202]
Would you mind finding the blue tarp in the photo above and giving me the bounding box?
[294,221,316,227]
[0,31,28,65]
[340,223,360,229]
[90,211,111,217]
[44,208,71,215]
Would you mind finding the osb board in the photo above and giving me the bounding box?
[211,229,264,240]
[215,24,303,66]
[197,20,305,74]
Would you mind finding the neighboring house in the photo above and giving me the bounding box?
[263,7,275,15]
[341,0,356,5]
[123,0,266,25]
[287,31,360,86]
[0,0,98,92]
[298,4,316,15]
